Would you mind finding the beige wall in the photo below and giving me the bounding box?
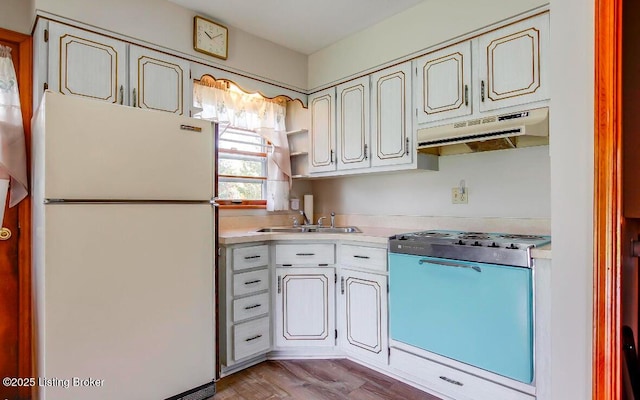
[548,0,594,397]
[312,146,550,219]
[35,0,308,91]
[308,0,548,90]
[0,0,34,34]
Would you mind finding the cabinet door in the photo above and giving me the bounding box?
[370,62,413,167]
[129,45,190,115]
[275,268,335,347]
[308,88,337,173]
[477,13,549,112]
[339,269,388,365]
[336,76,370,170]
[415,41,472,124]
[48,22,127,104]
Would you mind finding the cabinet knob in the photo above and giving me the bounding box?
[481,80,485,102]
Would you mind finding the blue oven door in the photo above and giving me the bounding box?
[389,253,533,383]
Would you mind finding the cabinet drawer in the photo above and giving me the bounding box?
[233,316,270,361]
[391,348,534,400]
[233,292,270,323]
[275,244,335,265]
[233,269,269,297]
[339,244,387,272]
[233,245,269,271]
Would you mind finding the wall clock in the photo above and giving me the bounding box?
[194,16,228,60]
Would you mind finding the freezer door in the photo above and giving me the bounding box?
[36,92,214,200]
[35,203,214,400]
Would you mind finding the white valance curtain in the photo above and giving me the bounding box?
[0,45,28,228]
[193,79,291,211]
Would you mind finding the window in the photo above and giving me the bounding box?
[218,126,269,202]
[193,76,290,210]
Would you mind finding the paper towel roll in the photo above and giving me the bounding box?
[303,194,313,225]
[0,179,9,229]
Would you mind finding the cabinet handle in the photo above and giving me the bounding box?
[245,334,262,342]
[439,376,464,386]
[132,88,137,107]
[244,304,262,310]
[277,276,282,294]
[405,138,410,155]
[364,143,368,160]
[295,253,315,256]
[464,85,469,106]
[341,276,345,295]
[353,255,370,259]
[244,255,261,260]
[119,85,124,105]
[244,279,262,285]
[330,149,334,164]
[481,80,485,102]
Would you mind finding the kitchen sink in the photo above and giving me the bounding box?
[256,226,361,233]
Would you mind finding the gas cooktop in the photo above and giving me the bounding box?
[388,230,551,268]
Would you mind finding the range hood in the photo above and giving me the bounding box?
[417,107,549,155]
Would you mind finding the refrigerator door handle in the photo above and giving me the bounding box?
[210,198,220,207]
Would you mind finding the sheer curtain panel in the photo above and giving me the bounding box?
[0,45,27,228]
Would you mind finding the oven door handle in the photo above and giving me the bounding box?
[419,259,482,273]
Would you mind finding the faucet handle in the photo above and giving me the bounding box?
[290,215,299,227]
[317,216,327,227]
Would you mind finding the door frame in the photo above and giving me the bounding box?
[593,0,623,398]
[0,27,33,400]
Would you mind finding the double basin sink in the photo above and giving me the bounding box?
[257,226,361,234]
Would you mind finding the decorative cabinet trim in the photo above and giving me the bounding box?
[344,276,383,353]
[423,52,465,114]
[485,27,541,101]
[136,55,184,113]
[281,273,330,341]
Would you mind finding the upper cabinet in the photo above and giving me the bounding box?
[415,41,472,125]
[414,12,549,126]
[43,21,190,115]
[48,23,127,105]
[370,62,413,167]
[129,46,190,115]
[477,13,549,113]
[336,76,370,170]
[308,87,337,174]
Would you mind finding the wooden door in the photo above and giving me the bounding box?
[415,41,472,124]
[48,22,127,104]
[477,13,549,113]
[275,267,335,347]
[129,45,190,115]
[370,62,413,167]
[308,88,336,173]
[339,269,388,365]
[336,76,370,170]
[0,28,32,400]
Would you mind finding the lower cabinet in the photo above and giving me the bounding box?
[220,244,272,370]
[338,268,388,365]
[275,267,336,348]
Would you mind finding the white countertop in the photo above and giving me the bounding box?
[219,226,552,260]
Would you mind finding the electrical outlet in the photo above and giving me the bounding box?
[452,188,468,204]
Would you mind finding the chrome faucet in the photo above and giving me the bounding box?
[330,212,335,228]
[299,210,311,225]
[317,216,327,227]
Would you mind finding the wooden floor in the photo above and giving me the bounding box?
[211,359,441,400]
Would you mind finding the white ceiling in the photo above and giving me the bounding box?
[168,0,426,55]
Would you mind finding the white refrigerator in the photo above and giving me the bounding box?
[32,92,216,400]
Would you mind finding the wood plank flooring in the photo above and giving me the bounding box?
[211,359,441,400]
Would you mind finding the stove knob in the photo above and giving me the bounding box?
[507,243,519,249]
[489,242,499,248]
[472,241,482,247]
[457,240,465,245]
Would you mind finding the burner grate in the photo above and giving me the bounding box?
[412,231,452,238]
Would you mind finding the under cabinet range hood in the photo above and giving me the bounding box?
[417,107,549,155]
